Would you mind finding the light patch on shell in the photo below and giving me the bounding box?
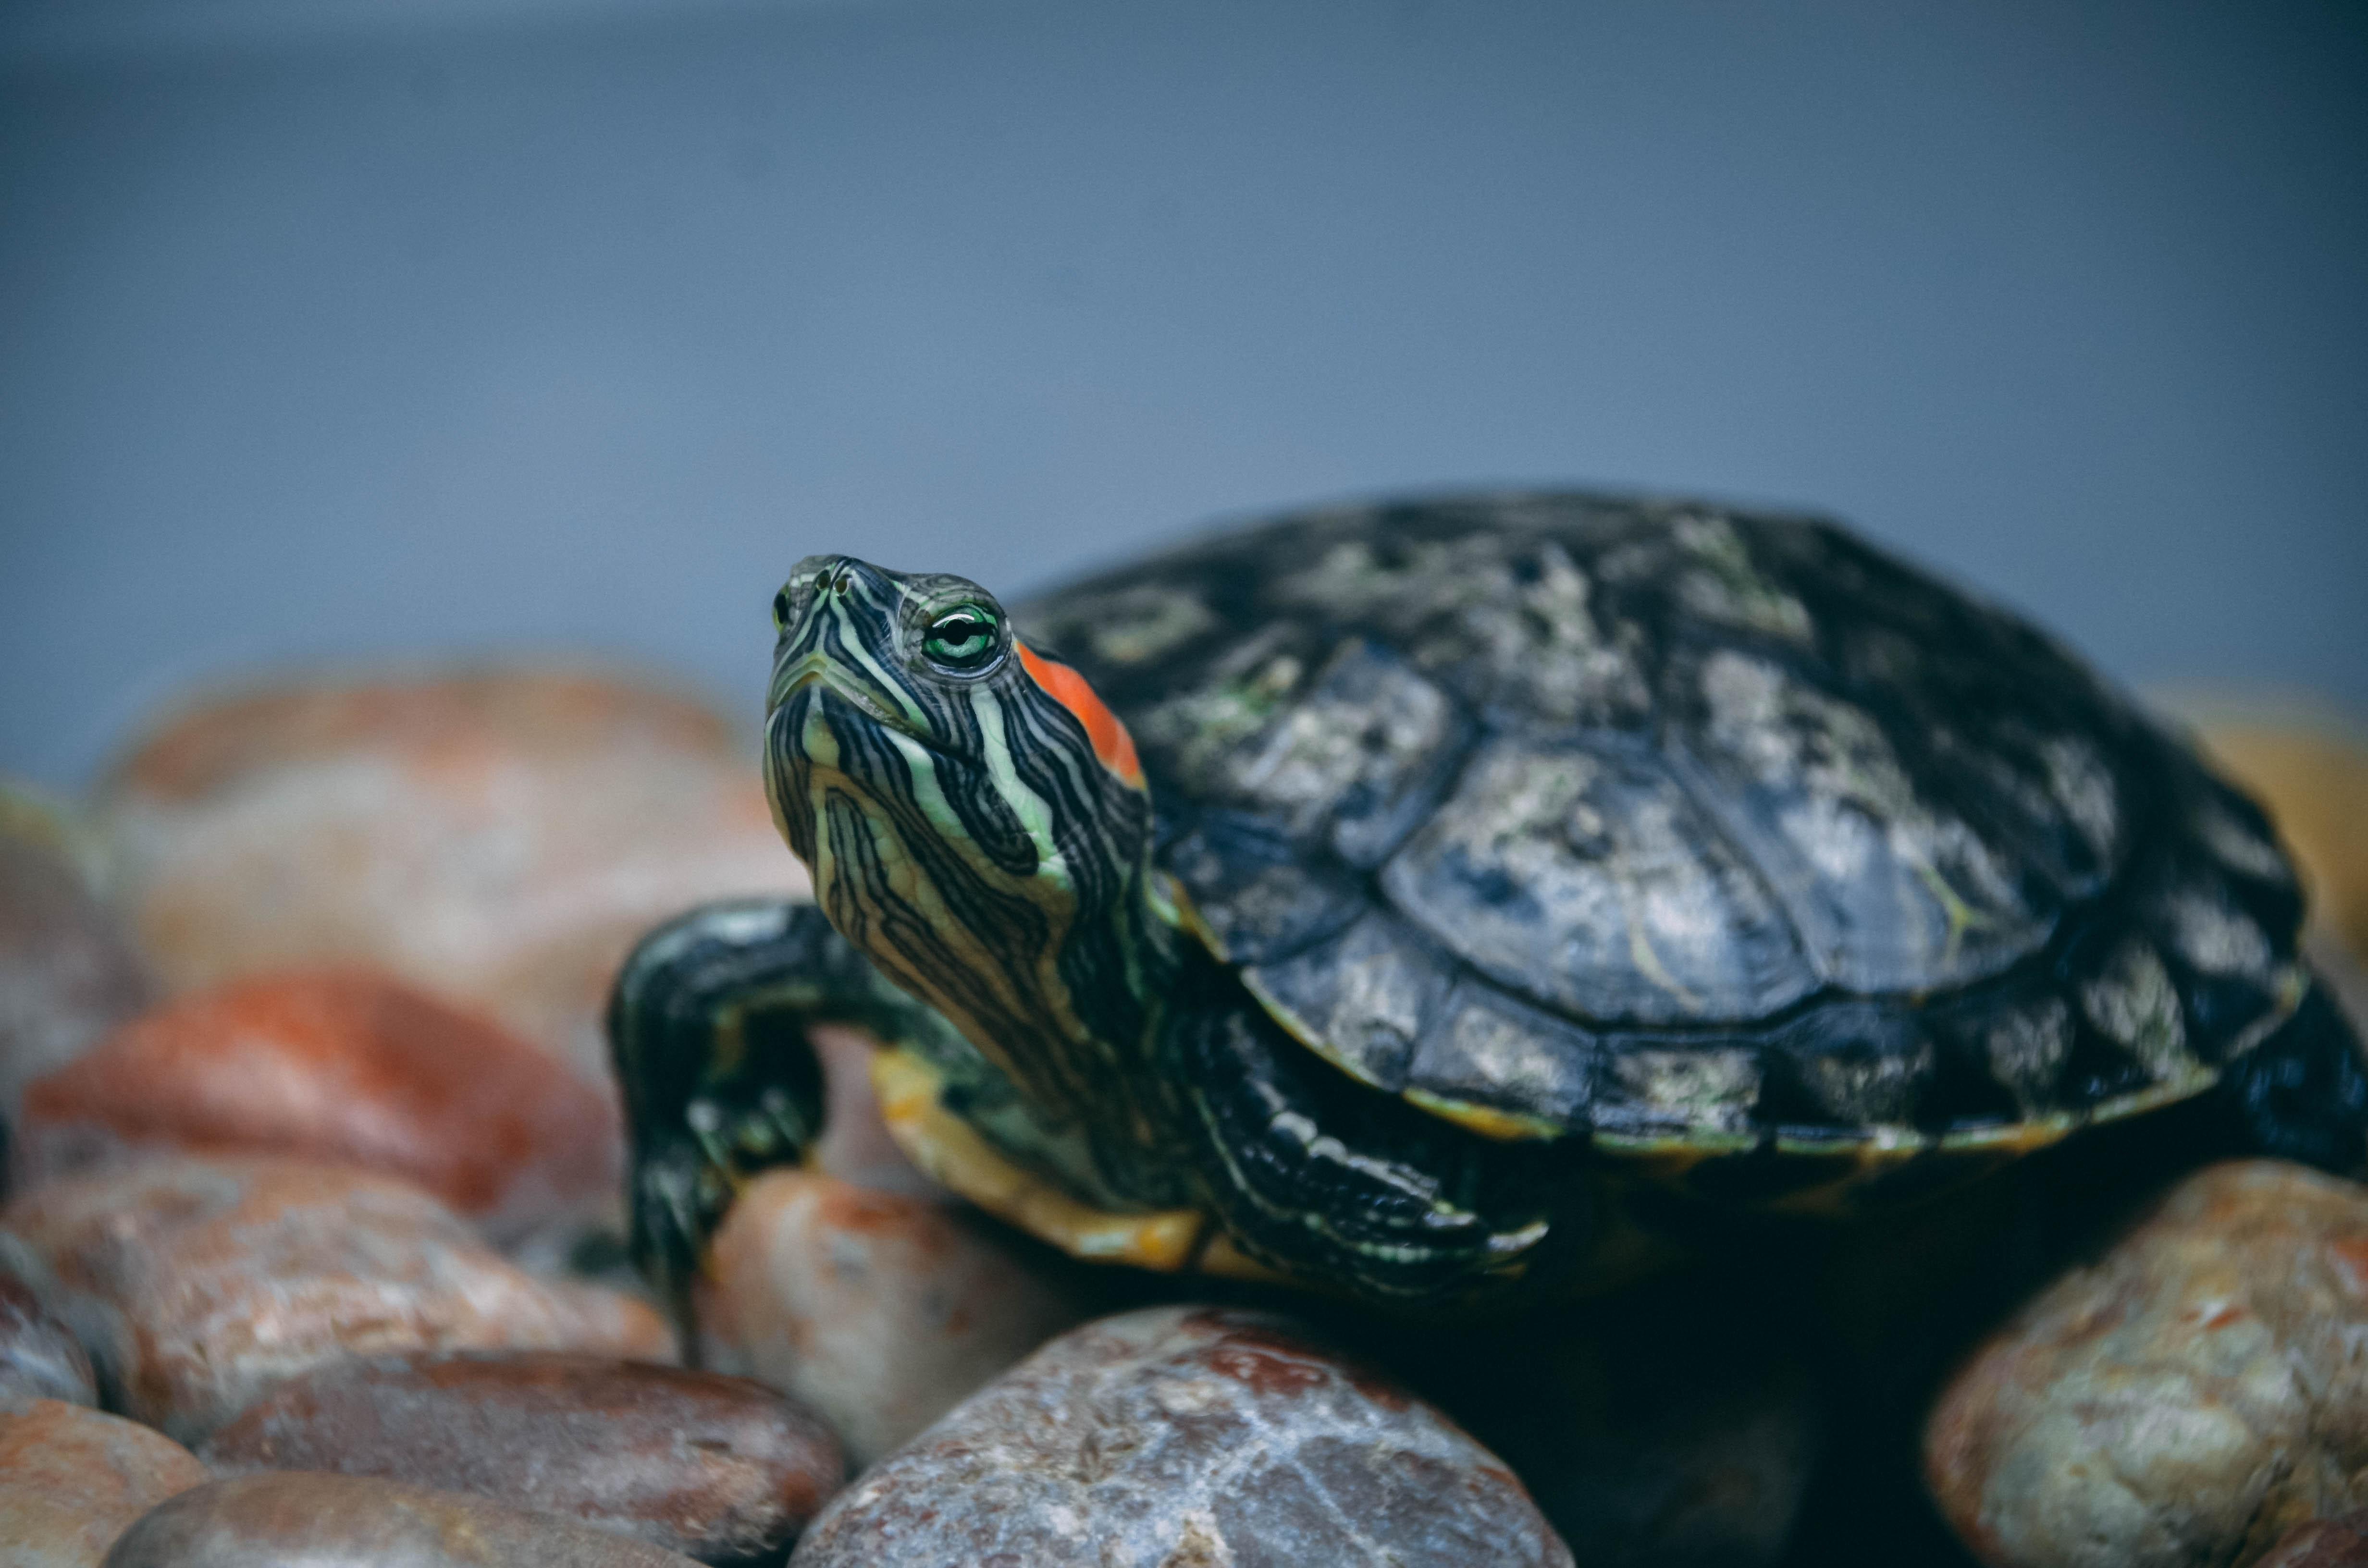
[1134,624,1306,787]
[1974,994,2076,1116]
[2041,735,2122,869]
[1604,1046,1762,1136]
[1039,583,1220,667]
[2156,889,2275,980]
[1242,916,1437,1091]
[1191,640,1460,863]
[2079,939,2188,1080]
[1669,514,1815,644]
[1400,986,1594,1137]
[1790,1038,1936,1126]
[2189,796,2293,885]
[1381,736,1813,1024]
[1696,649,2034,986]
[1275,533,1649,723]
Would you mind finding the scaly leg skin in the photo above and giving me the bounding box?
[1163,999,1572,1307]
[2220,978,2368,1177]
[606,898,935,1349]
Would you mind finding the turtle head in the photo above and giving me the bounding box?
[764,554,1165,1112]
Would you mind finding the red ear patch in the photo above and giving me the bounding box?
[1017,642,1146,789]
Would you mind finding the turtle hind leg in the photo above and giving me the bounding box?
[2219,979,2368,1177]
[605,897,919,1351]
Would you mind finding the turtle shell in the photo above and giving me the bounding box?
[1015,493,2307,1178]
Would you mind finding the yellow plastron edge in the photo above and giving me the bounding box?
[869,1046,1210,1272]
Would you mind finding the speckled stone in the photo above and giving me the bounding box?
[17,970,616,1239]
[2257,1510,2368,1568]
[0,786,152,1115]
[1926,1160,2368,1568]
[3,1154,672,1442]
[100,1472,708,1568]
[701,1168,1080,1469]
[0,1228,95,1404]
[97,669,806,1080]
[789,1304,1571,1567]
[200,1350,842,1564]
[0,1392,210,1568]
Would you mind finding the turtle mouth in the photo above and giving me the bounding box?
[768,649,914,738]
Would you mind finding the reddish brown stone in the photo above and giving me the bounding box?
[100,1472,707,1567]
[0,1392,209,1567]
[806,1024,934,1196]
[200,1350,842,1563]
[0,787,152,1114]
[1925,1160,2368,1568]
[97,668,806,1081]
[790,1305,1572,1567]
[16,970,615,1237]
[2,1155,671,1442]
[2258,1510,2368,1568]
[702,1168,1079,1468]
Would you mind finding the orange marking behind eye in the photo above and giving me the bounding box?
[1017,642,1146,789]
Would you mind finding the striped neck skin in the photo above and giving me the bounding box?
[764,553,1186,1199]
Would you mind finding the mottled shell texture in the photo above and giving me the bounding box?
[1017,494,2306,1154]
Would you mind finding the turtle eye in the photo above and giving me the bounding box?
[772,588,793,631]
[922,605,1003,672]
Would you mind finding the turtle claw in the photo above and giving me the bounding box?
[605,895,946,1351]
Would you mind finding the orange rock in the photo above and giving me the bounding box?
[17,970,614,1237]
[2257,1511,2368,1568]
[3,1155,672,1442]
[703,1169,1080,1467]
[0,785,152,1114]
[0,1393,209,1566]
[1925,1160,2368,1568]
[98,668,807,1081]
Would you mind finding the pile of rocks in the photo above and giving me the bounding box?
[3,664,2366,1568]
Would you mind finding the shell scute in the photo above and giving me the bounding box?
[1378,733,1815,1026]
[1668,645,2054,994]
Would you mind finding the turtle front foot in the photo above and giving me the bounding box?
[606,897,900,1349]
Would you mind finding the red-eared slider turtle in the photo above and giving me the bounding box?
[608,493,2366,1316]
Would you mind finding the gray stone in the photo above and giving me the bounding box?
[789,1304,1570,1567]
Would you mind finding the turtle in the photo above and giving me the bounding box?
[607,490,2367,1323]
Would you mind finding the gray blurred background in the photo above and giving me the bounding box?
[3,0,2363,788]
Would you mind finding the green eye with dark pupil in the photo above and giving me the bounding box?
[924,607,1000,669]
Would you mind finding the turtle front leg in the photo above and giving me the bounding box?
[1163,998,1573,1305]
[606,898,934,1348]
